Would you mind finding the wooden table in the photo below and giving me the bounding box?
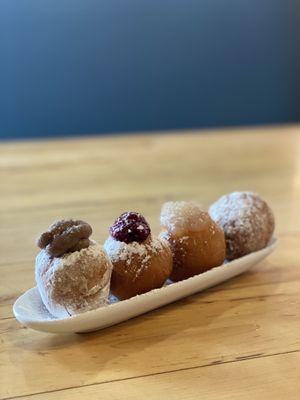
[1,125,300,400]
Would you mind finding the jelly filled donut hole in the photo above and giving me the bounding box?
[104,211,173,300]
[160,201,226,282]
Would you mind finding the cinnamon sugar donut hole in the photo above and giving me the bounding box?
[160,201,226,282]
[104,212,173,300]
[209,191,275,260]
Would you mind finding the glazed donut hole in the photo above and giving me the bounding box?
[160,201,226,281]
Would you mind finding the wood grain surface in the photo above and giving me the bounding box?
[1,125,300,399]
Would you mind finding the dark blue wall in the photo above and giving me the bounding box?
[1,1,300,139]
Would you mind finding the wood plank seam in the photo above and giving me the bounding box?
[2,349,299,400]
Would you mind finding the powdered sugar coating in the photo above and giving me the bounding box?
[160,201,207,234]
[104,235,173,299]
[35,241,113,319]
[104,235,169,280]
[209,191,275,260]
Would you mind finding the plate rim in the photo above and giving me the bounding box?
[13,237,278,330]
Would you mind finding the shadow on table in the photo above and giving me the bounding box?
[15,262,281,388]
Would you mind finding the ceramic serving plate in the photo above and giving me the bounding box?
[13,238,277,334]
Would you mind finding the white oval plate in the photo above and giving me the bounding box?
[13,238,277,334]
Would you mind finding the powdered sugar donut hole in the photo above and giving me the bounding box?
[104,235,173,300]
[209,191,275,260]
[35,241,113,318]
